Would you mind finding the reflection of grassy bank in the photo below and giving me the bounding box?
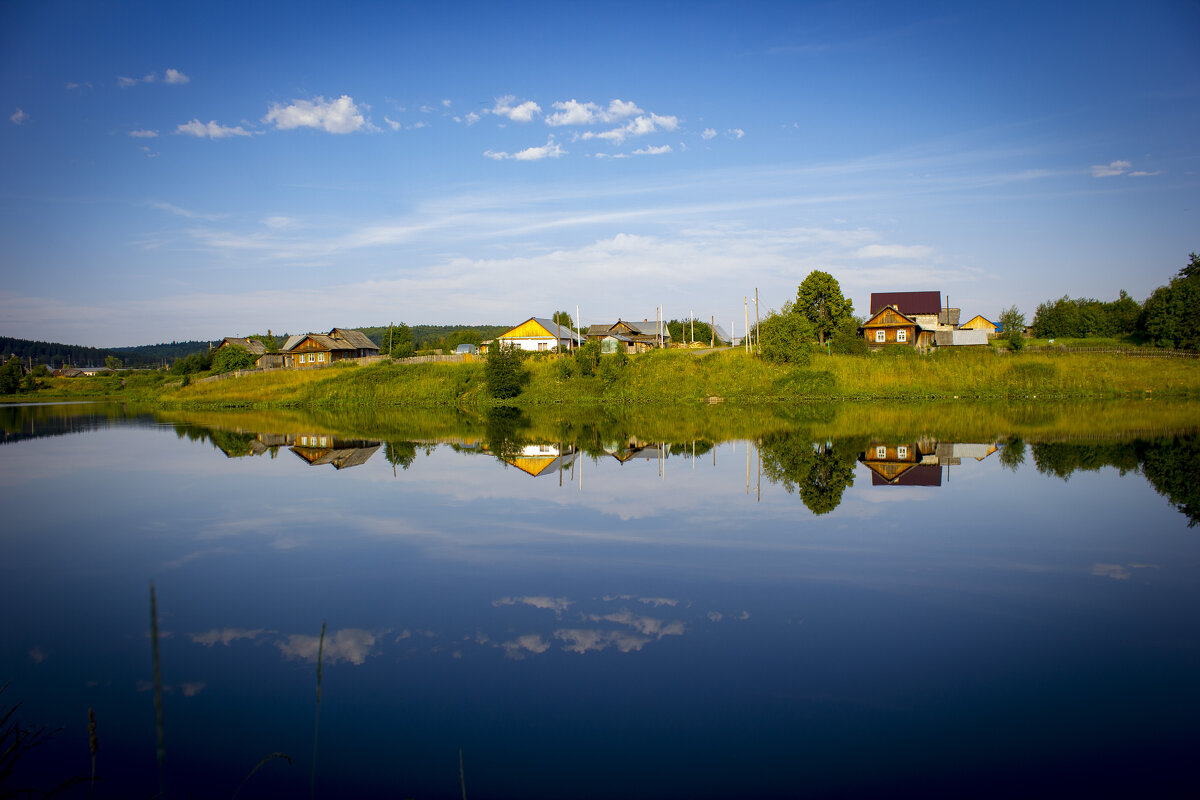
[148,398,1200,450]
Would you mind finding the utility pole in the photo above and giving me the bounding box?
[754,288,760,354]
[744,298,750,353]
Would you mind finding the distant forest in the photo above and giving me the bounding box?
[0,336,217,368]
[1,324,511,368]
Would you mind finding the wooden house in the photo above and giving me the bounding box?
[960,314,1000,334]
[861,305,928,349]
[586,319,670,352]
[495,318,585,352]
[496,443,578,477]
[289,434,381,469]
[281,328,379,368]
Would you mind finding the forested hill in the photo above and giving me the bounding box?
[356,325,511,349]
[1,336,215,368]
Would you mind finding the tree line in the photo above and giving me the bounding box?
[1030,253,1199,349]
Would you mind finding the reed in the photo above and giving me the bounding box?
[149,582,165,797]
[88,707,98,799]
[311,619,326,800]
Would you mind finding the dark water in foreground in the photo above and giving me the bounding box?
[1,402,1198,798]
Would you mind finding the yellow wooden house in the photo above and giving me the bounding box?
[494,317,586,352]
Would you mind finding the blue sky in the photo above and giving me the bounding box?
[1,0,1197,346]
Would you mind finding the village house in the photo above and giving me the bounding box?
[863,291,994,349]
[215,337,284,369]
[861,305,925,349]
[960,314,1001,334]
[585,319,671,352]
[492,318,586,352]
[281,328,379,368]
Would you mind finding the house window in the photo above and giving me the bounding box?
[897,329,907,343]
[308,354,315,363]
[538,342,548,351]
[875,330,886,343]
[897,446,908,459]
[317,353,325,363]
[876,446,886,459]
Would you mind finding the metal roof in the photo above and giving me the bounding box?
[870,291,942,315]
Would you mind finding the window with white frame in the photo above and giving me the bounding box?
[875,329,886,343]
[317,352,325,362]
[897,446,908,459]
[896,329,907,343]
[876,446,886,459]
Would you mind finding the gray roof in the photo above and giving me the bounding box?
[938,308,961,326]
[282,329,379,352]
[219,337,267,355]
[500,317,585,345]
[711,324,731,343]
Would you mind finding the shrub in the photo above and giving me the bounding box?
[484,343,529,399]
[574,340,601,377]
[211,345,256,374]
[758,304,815,365]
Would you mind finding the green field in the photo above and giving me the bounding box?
[11,346,1199,408]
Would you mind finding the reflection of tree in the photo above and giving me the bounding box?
[1139,435,1200,527]
[1029,436,1199,526]
[485,406,530,464]
[384,441,418,470]
[760,434,856,515]
[667,440,714,457]
[999,436,1025,471]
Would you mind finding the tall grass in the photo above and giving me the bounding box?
[149,582,165,797]
[311,619,326,800]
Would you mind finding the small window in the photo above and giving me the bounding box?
[897,446,908,459]
[897,329,907,343]
[538,342,547,351]
[317,353,325,363]
[320,436,327,447]
[876,446,886,459]
[875,330,886,343]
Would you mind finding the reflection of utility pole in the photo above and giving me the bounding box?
[746,440,750,495]
[757,438,761,503]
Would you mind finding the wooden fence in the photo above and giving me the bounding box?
[1020,346,1198,358]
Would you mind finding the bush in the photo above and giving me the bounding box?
[597,350,629,384]
[574,340,601,377]
[830,324,869,355]
[212,345,256,374]
[484,344,529,399]
[758,305,815,365]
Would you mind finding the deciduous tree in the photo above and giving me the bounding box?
[795,271,853,346]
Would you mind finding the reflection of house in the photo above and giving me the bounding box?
[493,318,585,353]
[499,443,578,477]
[602,438,666,464]
[289,434,381,469]
[586,319,671,352]
[860,439,999,485]
[215,337,284,369]
[282,329,380,368]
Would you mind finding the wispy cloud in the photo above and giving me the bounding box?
[10,108,28,125]
[118,73,155,88]
[484,136,565,161]
[150,201,225,221]
[633,144,672,156]
[264,95,369,134]
[191,628,266,646]
[701,128,717,140]
[493,596,573,617]
[175,119,255,139]
[1091,160,1131,178]
[163,68,190,84]
[854,244,933,259]
[129,129,159,138]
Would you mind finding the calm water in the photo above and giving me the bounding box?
[1,402,1198,798]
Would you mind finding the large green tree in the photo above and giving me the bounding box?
[757,303,816,365]
[211,344,256,374]
[795,270,853,345]
[388,323,415,358]
[1141,252,1200,350]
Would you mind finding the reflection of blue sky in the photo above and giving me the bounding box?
[3,417,1200,796]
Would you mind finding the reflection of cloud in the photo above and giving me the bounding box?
[588,609,685,638]
[707,611,723,622]
[1091,563,1130,580]
[493,596,573,617]
[637,597,678,607]
[190,628,267,647]
[181,682,206,697]
[500,634,551,660]
[277,628,378,665]
[29,646,48,664]
[555,629,651,654]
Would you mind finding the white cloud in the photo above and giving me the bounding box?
[441,99,452,107]
[175,118,255,138]
[729,128,745,139]
[1129,170,1163,177]
[581,113,678,145]
[484,136,566,161]
[493,596,573,617]
[1091,160,1131,178]
[384,116,402,131]
[492,95,541,122]
[118,73,155,88]
[701,128,717,140]
[1091,563,1130,580]
[633,144,672,156]
[262,216,299,230]
[545,98,643,126]
[129,129,159,138]
[150,201,225,221]
[854,244,933,259]
[463,111,481,126]
[65,81,93,90]
[10,108,28,125]
[499,633,551,659]
[264,95,368,134]
[163,68,190,85]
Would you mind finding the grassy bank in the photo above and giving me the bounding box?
[9,346,1200,408]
